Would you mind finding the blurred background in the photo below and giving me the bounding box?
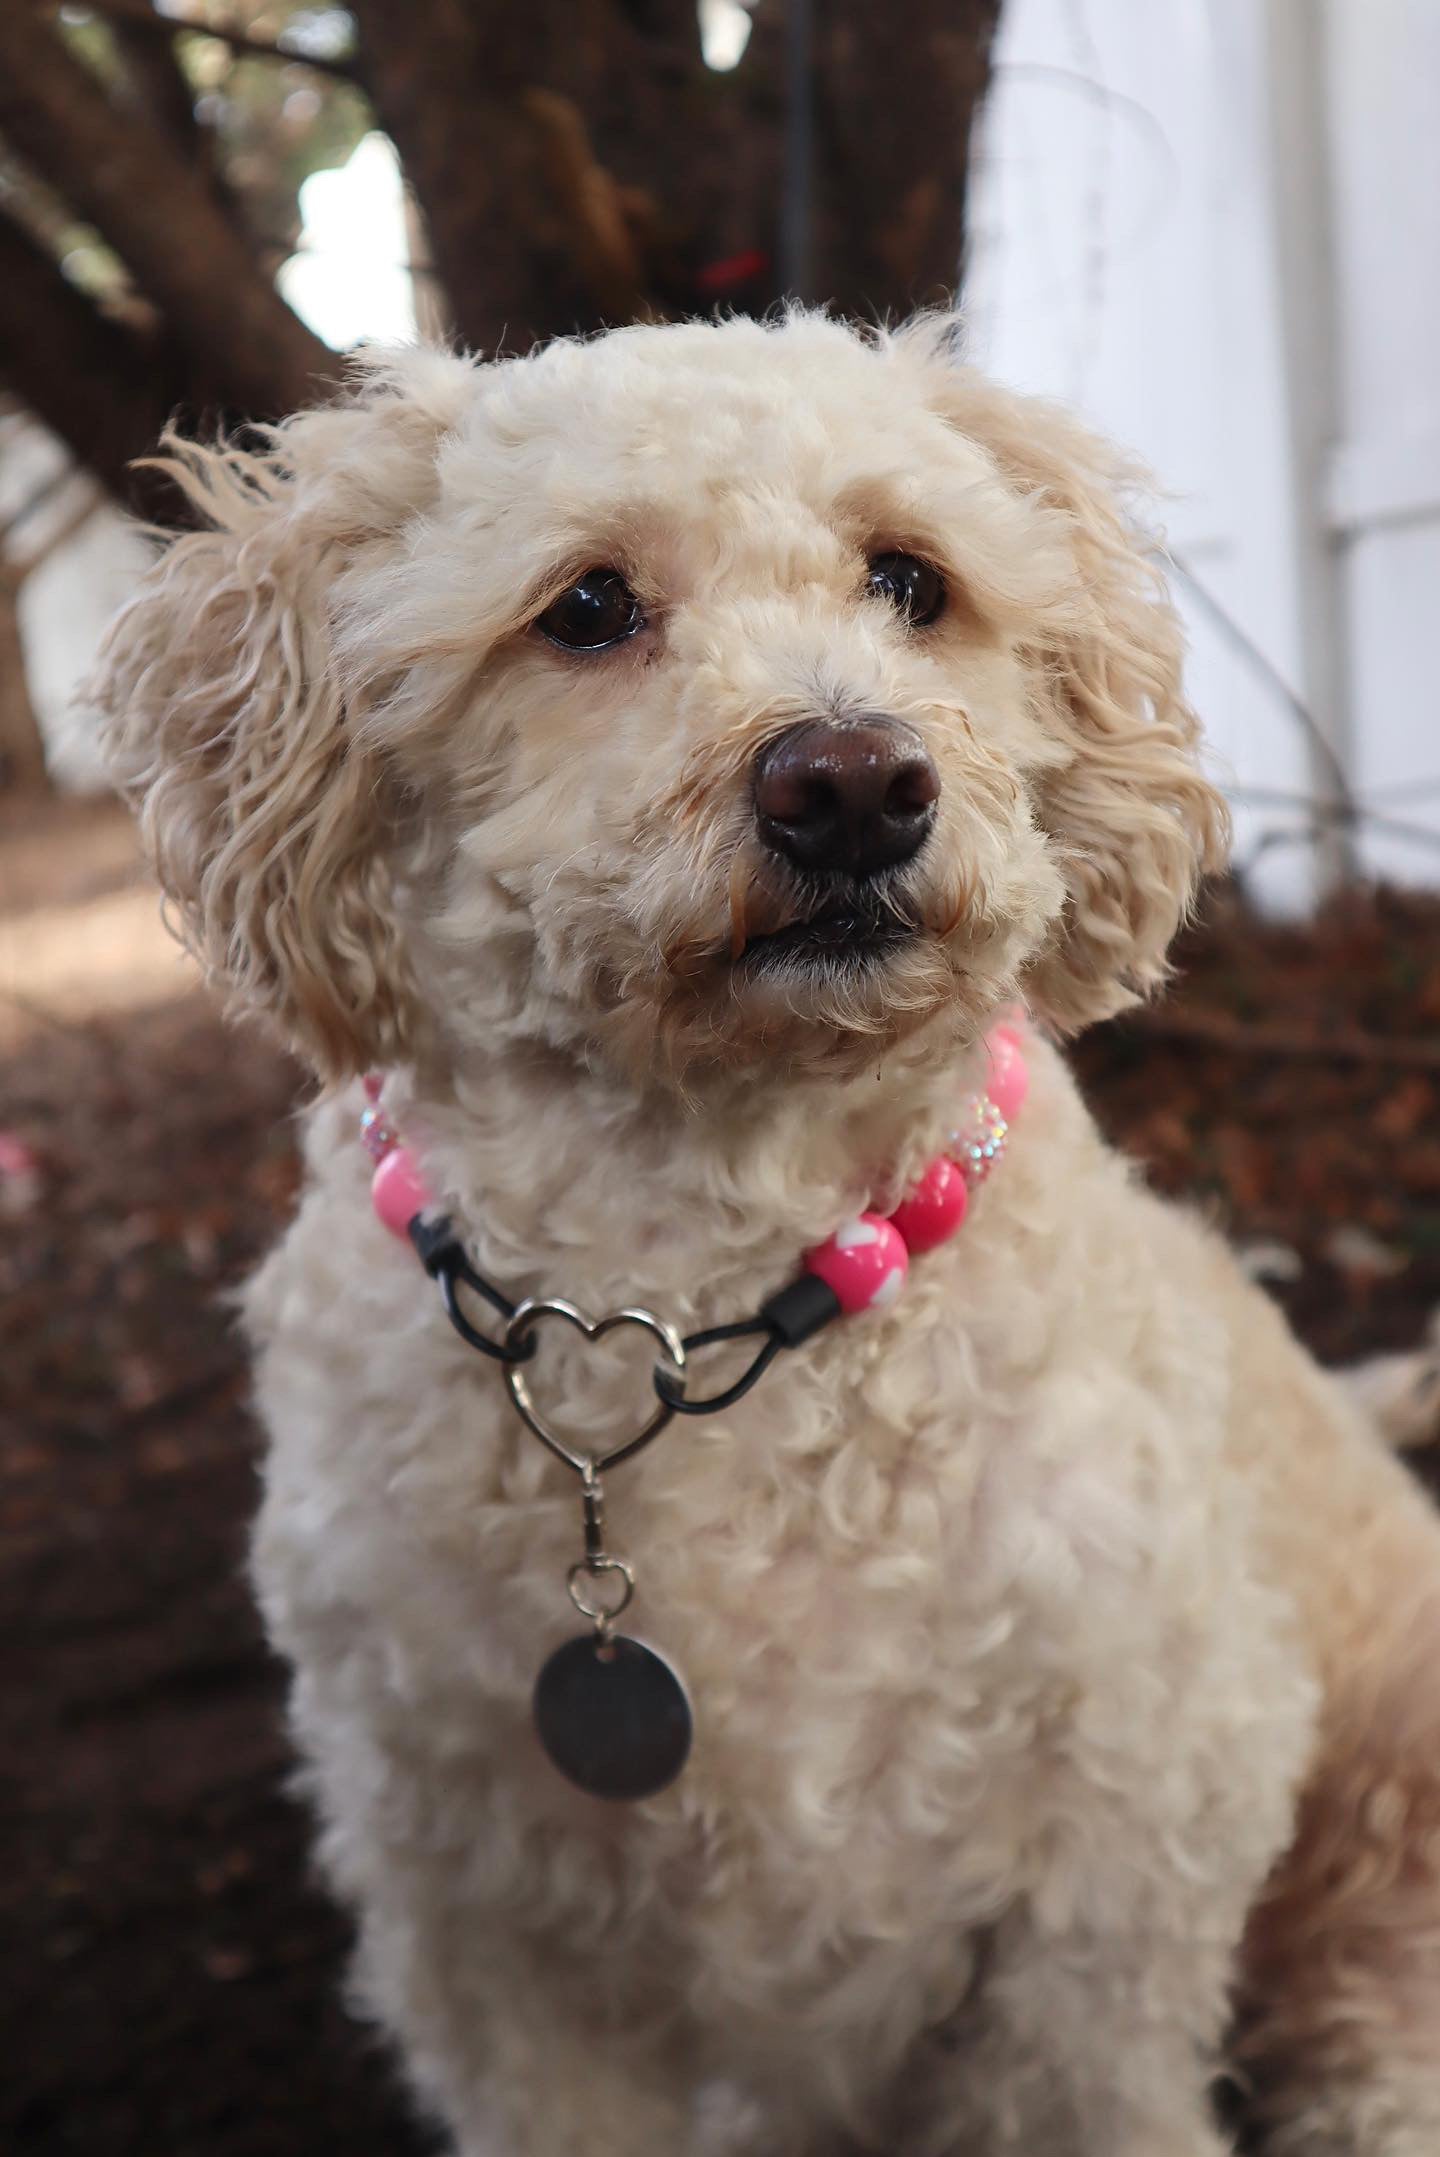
[1,4,1437,2152]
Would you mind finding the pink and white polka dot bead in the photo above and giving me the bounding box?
[804,1213,909,1314]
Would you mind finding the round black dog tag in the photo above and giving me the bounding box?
[533,1634,693,1801]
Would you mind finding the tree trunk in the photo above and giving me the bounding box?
[0,572,50,793]
[809,0,1003,314]
[351,0,1001,355]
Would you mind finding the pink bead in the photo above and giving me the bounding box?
[362,1072,384,1103]
[985,1024,1029,1123]
[887,1154,969,1254]
[371,1144,432,1239]
[804,1213,909,1314]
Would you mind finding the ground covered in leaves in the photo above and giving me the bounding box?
[3,822,1439,2154]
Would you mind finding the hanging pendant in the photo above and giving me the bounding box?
[514,1426,694,1801]
[533,1632,693,1801]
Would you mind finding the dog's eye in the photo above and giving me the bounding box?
[536,569,645,651]
[866,552,945,627]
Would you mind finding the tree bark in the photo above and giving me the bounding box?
[0,7,335,421]
[0,212,175,504]
[351,0,1000,357]
[809,0,1003,315]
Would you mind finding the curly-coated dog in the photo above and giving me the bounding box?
[96,313,1440,2156]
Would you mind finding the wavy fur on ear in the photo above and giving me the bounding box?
[897,321,1230,1032]
[92,348,477,1082]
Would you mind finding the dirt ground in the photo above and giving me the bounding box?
[3,799,1439,2156]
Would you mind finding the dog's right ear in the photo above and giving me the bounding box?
[895,319,1229,1033]
[93,348,476,1083]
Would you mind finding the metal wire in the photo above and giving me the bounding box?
[655,1323,786,1416]
[431,1242,530,1363]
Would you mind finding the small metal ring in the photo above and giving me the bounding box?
[567,1556,634,1626]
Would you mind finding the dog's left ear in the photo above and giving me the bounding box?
[910,331,1230,1031]
[92,348,476,1083]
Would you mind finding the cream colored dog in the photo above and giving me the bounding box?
[96,314,1440,2156]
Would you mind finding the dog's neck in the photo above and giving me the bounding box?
[385,1030,993,1319]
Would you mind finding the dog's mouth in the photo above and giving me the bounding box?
[734,889,917,972]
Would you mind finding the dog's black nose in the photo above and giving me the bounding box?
[753,717,939,879]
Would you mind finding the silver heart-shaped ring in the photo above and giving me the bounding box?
[502,1298,688,1474]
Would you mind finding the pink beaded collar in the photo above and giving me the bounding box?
[361,1020,1029,1322]
[352,1023,1029,1801]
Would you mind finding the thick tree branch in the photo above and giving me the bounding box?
[0,209,175,502]
[0,7,336,419]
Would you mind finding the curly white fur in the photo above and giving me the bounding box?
[95,313,1440,2156]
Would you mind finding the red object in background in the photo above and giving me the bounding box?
[0,1129,41,1216]
[694,249,770,296]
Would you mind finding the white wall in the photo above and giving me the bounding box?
[1323,0,1440,885]
[0,421,150,793]
[966,0,1440,901]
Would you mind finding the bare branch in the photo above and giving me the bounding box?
[5,475,104,583]
[0,208,174,503]
[38,0,363,84]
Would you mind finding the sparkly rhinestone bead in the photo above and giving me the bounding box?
[359,1104,399,1163]
[952,1099,1009,1188]
[804,1213,909,1314]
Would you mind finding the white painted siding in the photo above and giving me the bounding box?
[967,0,1440,900]
[1323,0,1440,885]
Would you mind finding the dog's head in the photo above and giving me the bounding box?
[95,315,1226,1095]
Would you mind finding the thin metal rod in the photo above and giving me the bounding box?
[780,0,815,300]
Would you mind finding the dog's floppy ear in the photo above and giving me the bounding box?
[93,349,475,1082]
[907,327,1230,1031]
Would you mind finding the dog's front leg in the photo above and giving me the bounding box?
[895,1911,1238,2157]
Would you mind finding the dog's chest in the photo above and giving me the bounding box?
[248,1080,1272,2034]
[254,1210,1146,1931]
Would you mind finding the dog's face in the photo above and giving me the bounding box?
[96,316,1226,1096]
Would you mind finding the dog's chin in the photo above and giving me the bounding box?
[566,863,1025,1095]
[729,924,951,1037]
[601,909,976,1093]
[732,893,916,977]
